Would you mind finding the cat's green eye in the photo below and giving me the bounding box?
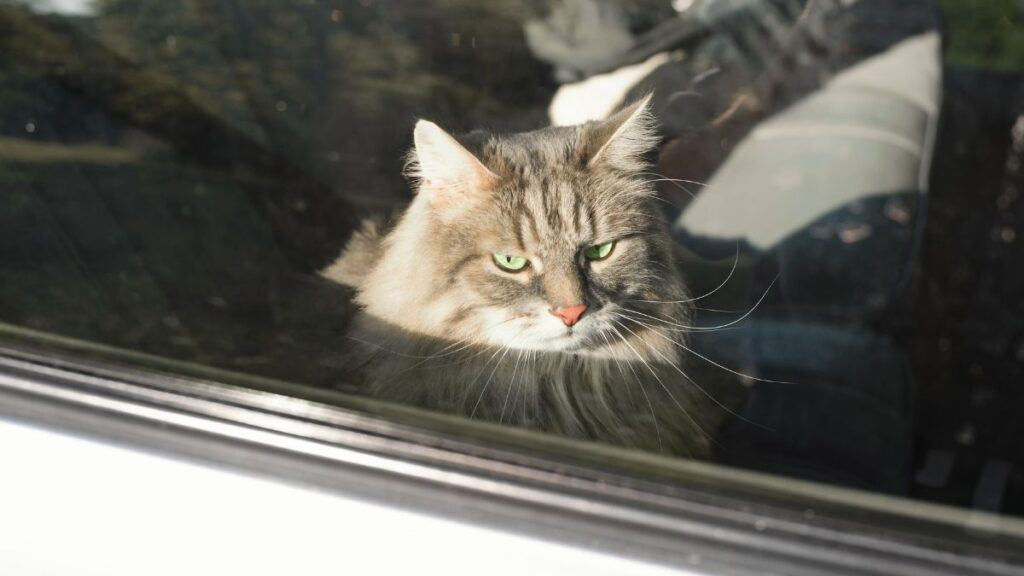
[492,253,529,272]
[584,241,615,261]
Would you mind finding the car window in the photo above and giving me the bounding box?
[1,0,1024,532]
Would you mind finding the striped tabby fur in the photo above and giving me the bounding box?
[324,97,713,457]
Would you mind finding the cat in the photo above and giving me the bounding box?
[322,96,715,457]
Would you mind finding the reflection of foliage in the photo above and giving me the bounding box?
[79,0,555,202]
[1,0,556,204]
[940,0,1024,71]
[0,0,556,382]
[0,136,138,163]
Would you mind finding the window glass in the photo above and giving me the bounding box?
[1,0,1023,520]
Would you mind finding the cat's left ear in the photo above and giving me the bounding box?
[410,120,498,209]
[585,94,659,172]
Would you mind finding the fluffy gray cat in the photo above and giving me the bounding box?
[323,97,714,457]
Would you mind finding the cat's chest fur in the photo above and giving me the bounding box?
[340,314,710,457]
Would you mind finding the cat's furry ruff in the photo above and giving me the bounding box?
[323,97,713,457]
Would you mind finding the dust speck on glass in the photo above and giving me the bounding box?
[2,0,1024,518]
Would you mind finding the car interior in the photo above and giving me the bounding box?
[1,0,1022,523]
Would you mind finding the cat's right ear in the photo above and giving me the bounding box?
[409,120,498,210]
[585,94,659,172]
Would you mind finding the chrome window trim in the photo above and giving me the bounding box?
[0,343,1021,576]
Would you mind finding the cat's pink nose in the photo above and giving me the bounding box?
[551,304,587,327]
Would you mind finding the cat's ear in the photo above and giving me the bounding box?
[585,94,659,172]
[410,120,498,208]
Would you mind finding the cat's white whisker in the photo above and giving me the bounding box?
[414,315,532,372]
[499,349,525,424]
[401,341,483,372]
[599,331,634,403]
[638,170,709,185]
[603,326,661,451]
[622,272,779,333]
[614,315,773,430]
[470,344,514,418]
[617,307,696,330]
[607,321,711,447]
[628,242,740,305]
[346,334,474,360]
[645,179,698,200]
[637,171,715,212]
[677,274,779,332]
[695,306,746,314]
[517,351,534,424]
[621,314,792,386]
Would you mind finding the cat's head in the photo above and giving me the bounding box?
[357,97,689,355]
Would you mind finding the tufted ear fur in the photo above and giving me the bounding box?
[585,94,659,172]
[408,120,499,209]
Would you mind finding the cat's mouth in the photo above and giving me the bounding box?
[541,321,609,352]
[485,306,619,352]
[551,331,585,349]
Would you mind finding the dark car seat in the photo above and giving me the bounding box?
[673,28,941,493]
[531,0,942,492]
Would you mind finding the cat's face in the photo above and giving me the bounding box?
[432,158,680,353]
[359,97,689,356]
